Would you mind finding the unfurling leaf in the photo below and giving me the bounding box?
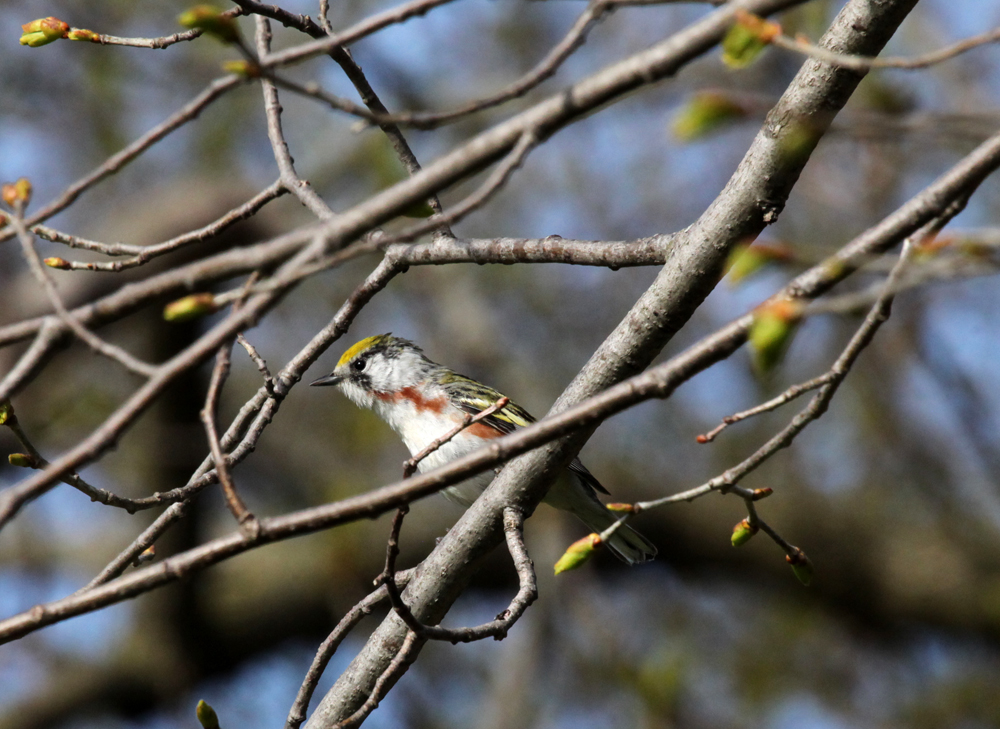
[19,17,69,47]
[725,241,793,284]
[749,299,803,374]
[554,533,602,575]
[222,60,259,77]
[672,91,748,142]
[722,12,780,69]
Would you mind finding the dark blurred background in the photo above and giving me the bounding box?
[2,1,1000,727]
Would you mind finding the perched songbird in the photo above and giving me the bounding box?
[311,334,656,565]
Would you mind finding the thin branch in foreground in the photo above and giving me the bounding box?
[285,571,414,729]
[256,18,336,221]
[212,130,540,306]
[56,7,244,49]
[8,210,157,378]
[281,0,617,130]
[331,630,420,729]
[379,507,537,644]
[770,22,1000,72]
[201,339,259,535]
[3,409,143,513]
[35,181,286,270]
[77,501,191,592]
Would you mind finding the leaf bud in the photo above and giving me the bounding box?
[672,91,748,142]
[2,178,32,207]
[195,700,221,729]
[163,293,217,322]
[179,6,240,44]
[553,533,602,575]
[731,518,758,547]
[67,28,100,42]
[786,549,814,586]
[0,400,14,426]
[8,453,37,468]
[605,502,635,513]
[44,257,72,270]
[749,299,803,374]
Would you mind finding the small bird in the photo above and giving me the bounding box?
[311,334,656,565]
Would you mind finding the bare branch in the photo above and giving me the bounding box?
[285,571,414,729]
[771,23,1000,71]
[34,181,286,270]
[8,211,157,378]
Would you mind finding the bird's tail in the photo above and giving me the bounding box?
[551,477,657,565]
[579,504,658,565]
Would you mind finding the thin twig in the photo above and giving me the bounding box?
[239,0,452,229]
[5,413,143,513]
[8,211,157,378]
[379,506,537,644]
[237,334,275,393]
[274,0,613,130]
[60,7,244,49]
[211,131,539,306]
[331,630,420,729]
[285,570,414,729]
[78,501,190,591]
[771,24,1000,72]
[256,18,336,220]
[643,226,928,514]
[201,338,260,535]
[34,181,286,270]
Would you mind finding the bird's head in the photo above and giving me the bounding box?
[310,334,432,409]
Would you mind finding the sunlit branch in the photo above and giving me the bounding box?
[34,181,286,271]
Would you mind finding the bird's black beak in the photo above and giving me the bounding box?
[310,373,343,387]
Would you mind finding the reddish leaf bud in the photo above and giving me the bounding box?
[67,28,100,42]
[20,17,69,47]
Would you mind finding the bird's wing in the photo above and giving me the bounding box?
[440,372,610,494]
[440,372,535,435]
[567,459,610,495]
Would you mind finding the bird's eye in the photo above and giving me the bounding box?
[351,358,367,372]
